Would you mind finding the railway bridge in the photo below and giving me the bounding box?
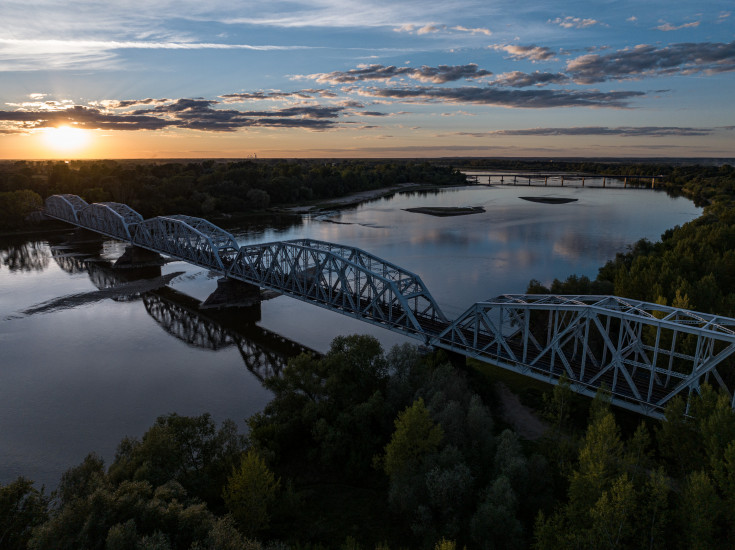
[44,194,735,418]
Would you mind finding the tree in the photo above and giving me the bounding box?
[223,450,281,536]
[383,398,443,477]
[678,471,721,550]
[0,189,42,229]
[0,477,49,550]
[108,413,245,508]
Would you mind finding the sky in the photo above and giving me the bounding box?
[0,0,733,159]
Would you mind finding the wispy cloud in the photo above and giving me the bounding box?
[566,40,735,83]
[220,90,337,102]
[393,23,491,36]
[491,44,556,62]
[456,126,718,137]
[655,20,700,31]
[0,38,316,70]
[491,71,569,87]
[548,16,601,29]
[354,86,644,108]
[452,25,491,36]
[301,63,492,84]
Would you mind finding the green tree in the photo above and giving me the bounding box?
[0,477,49,550]
[678,471,721,550]
[108,413,245,508]
[383,398,443,477]
[223,450,281,536]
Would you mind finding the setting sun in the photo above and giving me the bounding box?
[42,125,90,154]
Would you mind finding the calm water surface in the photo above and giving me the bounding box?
[0,185,700,487]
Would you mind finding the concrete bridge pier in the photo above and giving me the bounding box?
[114,245,166,269]
[202,277,262,309]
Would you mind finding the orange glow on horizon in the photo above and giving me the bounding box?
[41,125,91,155]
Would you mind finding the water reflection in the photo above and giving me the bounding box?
[1,239,51,272]
[144,287,315,382]
[45,239,315,380]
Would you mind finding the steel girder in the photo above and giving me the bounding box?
[433,294,735,417]
[132,215,239,271]
[45,194,89,223]
[227,239,447,337]
[77,202,144,241]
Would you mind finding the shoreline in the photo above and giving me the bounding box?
[274,182,429,214]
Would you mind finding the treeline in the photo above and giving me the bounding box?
[6,336,735,549]
[528,164,735,316]
[0,159,466,230]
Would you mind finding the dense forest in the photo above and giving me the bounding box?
[0,159,466,231]
[3,159,735,548]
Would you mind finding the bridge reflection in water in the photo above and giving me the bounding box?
[47,235,316,382]
[44,194,735,418]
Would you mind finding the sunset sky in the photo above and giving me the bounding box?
[0,0,733,159]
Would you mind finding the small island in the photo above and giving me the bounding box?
[519,196,578,204]
[403,206,486,217]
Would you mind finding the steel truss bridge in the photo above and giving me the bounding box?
[45,194,735,418]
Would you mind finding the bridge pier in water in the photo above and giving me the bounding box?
[202,277,262,310]
[114,245,166,269]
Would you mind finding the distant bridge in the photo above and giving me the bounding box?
[44,194,735,418]
[464,172,663,188]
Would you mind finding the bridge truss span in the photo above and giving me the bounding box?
[432,294,735,416]
[45,194,89,224]
[132,215,239,271]
[228,239,447,337]
[77,202,144,241]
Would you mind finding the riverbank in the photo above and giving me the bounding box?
[275,182,424,214]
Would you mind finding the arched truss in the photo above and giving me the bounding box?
[77,202,144,241]
[45,194,89,223]
[227,239,447,337]
[433,294,735,417]
[132,215,239,271]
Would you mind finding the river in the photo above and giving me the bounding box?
[0,183,701,487]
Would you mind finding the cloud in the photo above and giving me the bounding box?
[548,16,601,29]
[452,25,491,36]
[627,16,638,23]
[656,20,700,31]
[491,71,569,87]
[719,12,732,22]
[491,44,556,61]
[354,86,645,108]
[566,40,735,83]
[219,89,337,102]
[94,98,171,109]
[0,97,349,133]
[304,63,492,84]
[0,106,175,131]
[0,37,315,70]
[456,126,717,137]
[417,24,442,34]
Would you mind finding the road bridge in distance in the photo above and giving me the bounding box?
[44,193,735,418]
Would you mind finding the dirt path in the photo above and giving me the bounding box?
[495,382,549,440]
